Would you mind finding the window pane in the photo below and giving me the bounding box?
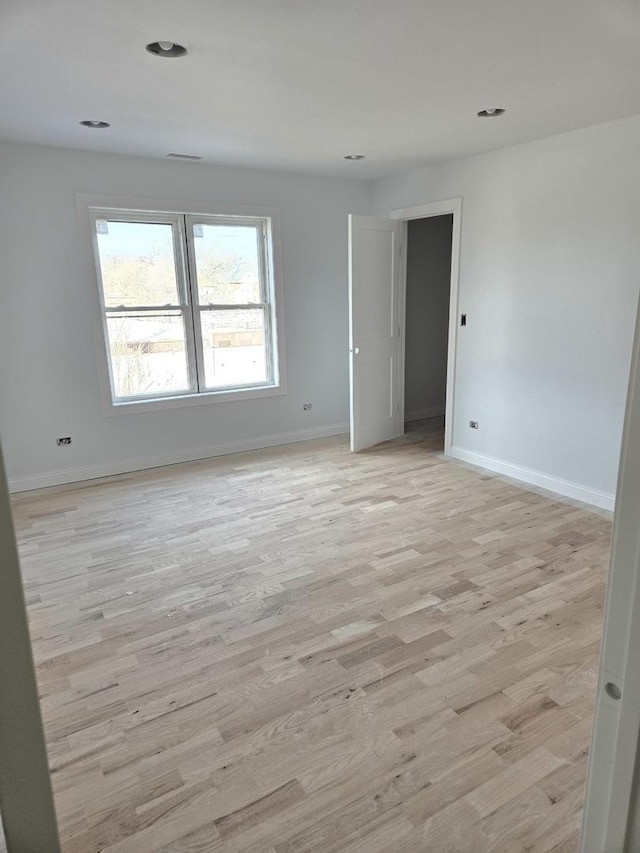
[96,220,181,307]
[192,223,261,304]
[200,309,267,388]
[106,311,190,399]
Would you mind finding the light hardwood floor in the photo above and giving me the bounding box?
[11,419,611,852]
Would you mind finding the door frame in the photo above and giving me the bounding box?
[0,434,61,852]
[390,198,462,456]
[579,295,640,852]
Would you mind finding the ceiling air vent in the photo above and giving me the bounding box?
[167,153,203,161]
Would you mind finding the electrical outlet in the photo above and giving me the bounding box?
[302,403,313,411]
[56,436,72,446]
[469,421,479,430]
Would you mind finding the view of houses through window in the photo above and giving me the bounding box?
[92,211,277,403]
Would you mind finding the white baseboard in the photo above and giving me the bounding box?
[405,406,446,423]
[9,422,350,493]
[450,446,615,512]
[10,426,615,512]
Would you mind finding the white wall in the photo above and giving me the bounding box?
[0,142,370,490]
[404,215,452,419]
[3,115,640,505]
[375,115,640,507]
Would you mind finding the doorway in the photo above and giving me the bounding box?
[393,199,461,457]
[403,213,453,447]
[347,200,461,456]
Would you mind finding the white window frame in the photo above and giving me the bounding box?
[77,195,287,415]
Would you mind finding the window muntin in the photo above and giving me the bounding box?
[91,209,279,405]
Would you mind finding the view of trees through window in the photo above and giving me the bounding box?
[94,217,271,400]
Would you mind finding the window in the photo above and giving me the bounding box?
[89,206,284,409]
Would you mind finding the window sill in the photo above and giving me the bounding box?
[103,383,287,416]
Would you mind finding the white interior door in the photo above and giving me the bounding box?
[580,299,640,852]
[348,214,402,452]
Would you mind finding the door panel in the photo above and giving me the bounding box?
[359,357,395,422]
[356,230,395,338]
[348,215,402,453]
[580,301,640,852]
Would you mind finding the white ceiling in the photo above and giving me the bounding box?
[2,0,640,178]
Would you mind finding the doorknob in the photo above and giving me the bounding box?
[351,346,360,354]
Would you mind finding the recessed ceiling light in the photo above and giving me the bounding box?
[344,154,365,160]
[167,153,203,161]
[477,108,505,118]
[146,41,188,58]
[79,120,110,129]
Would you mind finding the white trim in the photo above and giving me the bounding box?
[75,195,288,416]
[391,198,462,459]
[392,200,461,220]
[76,193,282,219]
[404,406,446,422]
[8,423,349,493]
[450,446,615,511]
[395,220,408,439]
[103,383,287,415]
